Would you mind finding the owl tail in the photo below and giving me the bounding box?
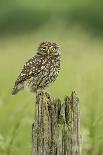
[12,84,23,95]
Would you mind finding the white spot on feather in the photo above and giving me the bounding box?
[21,73,25,76]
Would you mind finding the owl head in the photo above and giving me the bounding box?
[37,41,59,56]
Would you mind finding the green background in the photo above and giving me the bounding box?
[0,0,103,155]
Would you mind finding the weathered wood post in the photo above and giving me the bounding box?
[32,91,81,155]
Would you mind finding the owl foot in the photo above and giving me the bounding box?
[36,89,51,104]
[36,88,44,96]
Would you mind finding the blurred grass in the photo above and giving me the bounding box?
[0,24,103,155]
[0,0,103,155]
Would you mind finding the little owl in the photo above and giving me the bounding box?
[12,41,61,95]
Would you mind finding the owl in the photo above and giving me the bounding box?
[12,41,61,95]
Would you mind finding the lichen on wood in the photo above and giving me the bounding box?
[32,91,81,155]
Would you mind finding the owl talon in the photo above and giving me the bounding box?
[36,89,44,96]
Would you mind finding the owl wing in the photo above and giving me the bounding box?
[14,55,44,86]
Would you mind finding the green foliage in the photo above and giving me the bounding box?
[0,0,103,35]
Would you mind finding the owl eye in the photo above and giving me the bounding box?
[52,47,56,51]
[42,47,46,50]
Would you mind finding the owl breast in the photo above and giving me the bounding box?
[27,54,60,92]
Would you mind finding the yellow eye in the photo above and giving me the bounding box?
[52,47,56,51]
[42,47,46,50]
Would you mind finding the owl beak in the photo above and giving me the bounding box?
[47,49,50,55]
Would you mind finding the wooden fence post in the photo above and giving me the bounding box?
[32,91,81,155]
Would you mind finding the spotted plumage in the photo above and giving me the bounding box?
[12,41,61,95]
